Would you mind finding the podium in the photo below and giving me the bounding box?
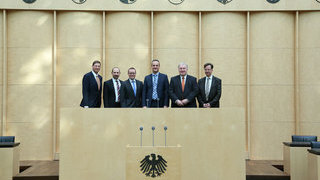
[60,108,245,180]
[126,146,181,179]
[0,143,20,180]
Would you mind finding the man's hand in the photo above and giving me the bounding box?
[175,100,184,106]
[181,99,189,105]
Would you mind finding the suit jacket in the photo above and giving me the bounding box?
[197,76,221,108]
[80,72,102,108]
[120,79,143,108]
[169,75,199,108]
[142,73,169,107]
[103,79,123,107]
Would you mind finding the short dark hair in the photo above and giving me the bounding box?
[151,59,160,64]
[112,67,120,73]
[204,63,214,69]
[128,67,136,73]
[92,60,101,66]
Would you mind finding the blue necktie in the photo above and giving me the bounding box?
[132,80,136,96]
[152,74,158,100]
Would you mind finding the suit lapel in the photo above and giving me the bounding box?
[127,80,135,96]
[177,76,182,93]
[209,77,216,96]
[90,72,98,90]
[201,78,206,95]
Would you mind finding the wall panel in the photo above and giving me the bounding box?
[105,12,150,81]
[6,11,53,160]
[298,12,320,136]
[57,11,102,152]
[0,11,3,135]
[201,12,246,108]
[250,12,295,160]
[154,12,198,79]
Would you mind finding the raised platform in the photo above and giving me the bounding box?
[13,160,289,180]
[13,161,58,180]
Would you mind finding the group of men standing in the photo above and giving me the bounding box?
[80,59,221,108]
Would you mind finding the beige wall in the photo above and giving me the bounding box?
[6,11,53,160]
[0,11,3,136]
[105,12,150,81]
[1,0,320,11]
[250,12,295,159]
[57,11,103,152]
[298,12,320,137]
[154,12,199,78]
[0,9,319,160]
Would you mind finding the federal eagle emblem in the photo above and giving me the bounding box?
[140,154,167,178]
[72,0,86,4]
[217,0,233,5]
[23,0,36,4]
[266,0,280,3]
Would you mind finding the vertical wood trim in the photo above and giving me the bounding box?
[52,11,57,160]
[2,10,7,136]
[246,11,251,159]
[198,12,202,79]
[151,11,154,69]
[294,11,300,135]
[103,12,106,78]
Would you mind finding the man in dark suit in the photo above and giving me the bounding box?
[169,63,199,108]
[197,63,221,108]
[103,67,122,108]
[142,59,169,108]
[120,67,143,107]
[80,60,102,108]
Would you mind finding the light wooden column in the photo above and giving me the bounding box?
[250,12,295,160]
[298,12,320,137]
[0,10,4,136]
[6,11,54,160]
[201,12,247,110]
[56,11,102,153]
[153,12,199,78]
[105,12,151,81]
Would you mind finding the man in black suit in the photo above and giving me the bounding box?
[142,59,169,108]
[169,63,199,108]
[80,60,102,108]
[197,63,221,108]
[120,67,143,108]
[103,67,122,108]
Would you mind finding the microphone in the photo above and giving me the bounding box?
[146,99,149,108]
[152,126,155,147]
[157,98,160,108]
[164,126,167,147]
[139,126,143,147]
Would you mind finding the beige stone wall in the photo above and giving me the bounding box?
[0,9,319,160]
[6,11,53,160]
[0,11,3,136]
[250,12,296,159]
[298,12,320,138]
[105,12,151,81]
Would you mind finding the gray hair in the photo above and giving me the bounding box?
[178,62,188,69]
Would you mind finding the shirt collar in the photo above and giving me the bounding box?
[129,79,136,83]
[180,75,187,79]
[206,75,213,79]
[112,78,119,82]
[92,71,98,77]
[152,72,159,76]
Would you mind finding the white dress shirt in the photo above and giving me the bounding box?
[112,78,121,102]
